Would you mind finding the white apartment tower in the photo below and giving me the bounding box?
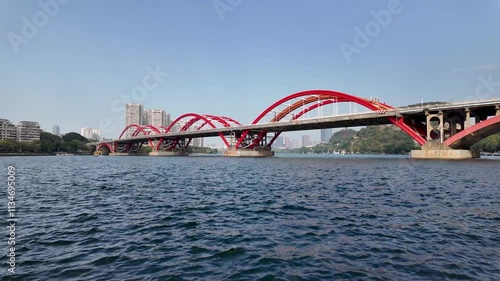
[80,127,102,140]
[81,127,93,140]
[125,103,144,137]
[145,109,167,127]
[0,119,18,140]
[17,121,41,142]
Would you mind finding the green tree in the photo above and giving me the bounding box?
[40,132,63,153]
[0,139,20,153]
[328,129,356,152]
[62,132,88,143]
[472,134,500,152]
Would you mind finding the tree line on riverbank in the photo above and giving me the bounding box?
[282,125,500,154]
[0,132,220,155]
[284,125,419,155]
[471,134,500,152]
[0,132,90,154]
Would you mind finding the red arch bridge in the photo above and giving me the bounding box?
[90,90,500,159]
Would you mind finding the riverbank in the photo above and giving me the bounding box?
[0,153,52,157]
[0,153,93,157]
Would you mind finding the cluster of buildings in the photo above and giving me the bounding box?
[124,103,207,146]
[0,119,42,142]
[80,127,103,141]
[272,129,333,149]
[125,103,172,137]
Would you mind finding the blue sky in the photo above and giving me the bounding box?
[1,0,499,140]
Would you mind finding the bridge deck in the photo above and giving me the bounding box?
[90,99,500,146]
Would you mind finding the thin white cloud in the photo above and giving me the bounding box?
[451,64,499,73]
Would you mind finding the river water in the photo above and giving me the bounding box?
[1,155,499,280]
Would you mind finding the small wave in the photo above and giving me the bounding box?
[69,213,98,223]
[210,247,245,259]
[281,204,315,212]
[39,239,79,247]
[90,255,122,266]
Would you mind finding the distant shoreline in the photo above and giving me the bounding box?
[0,153,92,157]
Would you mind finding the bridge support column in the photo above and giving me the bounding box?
[426,111,444,142]
[224,147,275,157]
[496,105,500,116]
[464,108,471,129]
[411,142,480,160]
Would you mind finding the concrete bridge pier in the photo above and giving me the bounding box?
[224,147,275,157]
[410,142,480,160]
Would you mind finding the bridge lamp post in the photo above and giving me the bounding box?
[269,109,279,121]
[297,97,307,119]
[315,95,321,118]
[333,97,338,116]
[301,97,306,119]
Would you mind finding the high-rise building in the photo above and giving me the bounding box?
[0,119,18,140]
[274,136,284,147]
[145,109,168,127]
[17,121,41,142]
[284,137,291,149]
[81,127,93,140]
[126,103,144,137]
[320,128,333,143]
[80,128,102,140]
[165,113,171,127]
[91,129,102,140]
[192,138,204,147]
[302,135,312,147]
[52,125,60,135]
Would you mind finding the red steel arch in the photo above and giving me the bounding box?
[163,113,231,148]
[97,143,114,153]
[119,124,149,139]
[444,115,500,149]
[119,124,155,147]
[264,99,337,148]
[130,125,163,138]
[209,115,242,126]
[235,90,426,148]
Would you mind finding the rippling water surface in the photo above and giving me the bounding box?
[1,155,499,280]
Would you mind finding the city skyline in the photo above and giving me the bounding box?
[1,1,499,139]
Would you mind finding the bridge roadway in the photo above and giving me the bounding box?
[90,98,500,146]
[108,111,396,144]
